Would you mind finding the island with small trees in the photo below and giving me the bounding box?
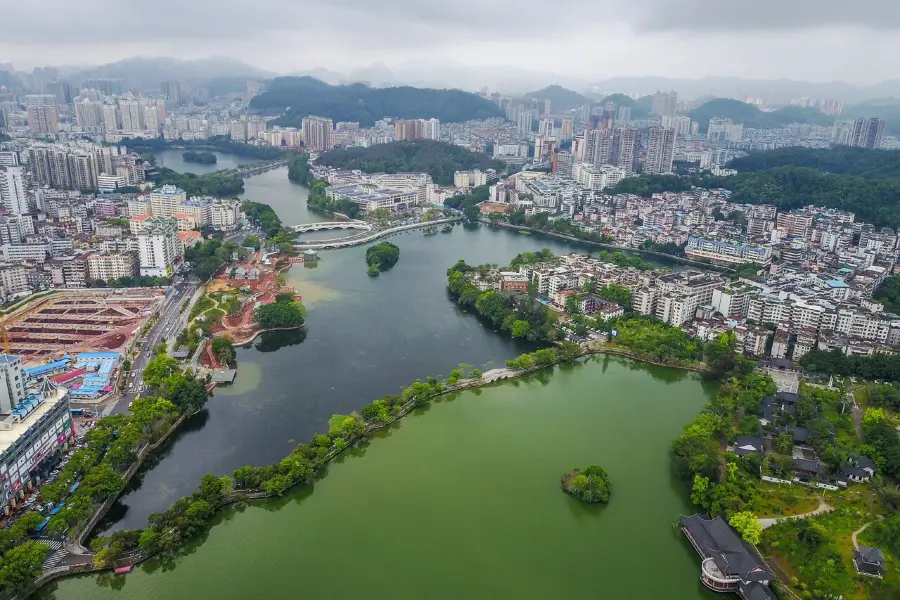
[560,465,612,504]
[365,242,400,277]
[253,292,307,330]
[182,150,218,165]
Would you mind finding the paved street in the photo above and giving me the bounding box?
[104,278,198,416]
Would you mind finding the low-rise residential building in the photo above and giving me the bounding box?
[86,251,138,281]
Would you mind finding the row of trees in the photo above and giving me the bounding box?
[800,348,900,382]
[149,167,244,197]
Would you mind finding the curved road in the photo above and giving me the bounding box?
[758,498,833,529]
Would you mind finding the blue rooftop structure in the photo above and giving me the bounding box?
[23,357,71,380]
[826,279,849,288]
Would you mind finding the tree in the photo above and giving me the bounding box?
[244,234,261,251]
[211,338,237,367]
[705,333,737,375]
[143,354,180,387]
[728,511,762,545]
[0,541,48,593]
[254,297,306,329]
[365,242,400,273]
[510,320,531,339]
[774,432,795,455]
[565,294,581,315]
[864,407,887,428]
[560,465,612,503]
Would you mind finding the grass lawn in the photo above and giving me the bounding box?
[760,488,897,600]
[752,482,822,518]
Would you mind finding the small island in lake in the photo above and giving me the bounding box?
[365,242,400,277]
[561,465,611,503]
[182,150,218,165]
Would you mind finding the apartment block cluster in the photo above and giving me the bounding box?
[0,161,237,297]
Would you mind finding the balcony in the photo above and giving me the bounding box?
[700,557,741,592]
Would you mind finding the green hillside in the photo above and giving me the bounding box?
[524,85,593,110]
[252,77,503,127]
[689,98,833,131]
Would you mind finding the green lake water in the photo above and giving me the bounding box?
[43,357,718,600]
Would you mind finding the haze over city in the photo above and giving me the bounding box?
[3,0,900,84]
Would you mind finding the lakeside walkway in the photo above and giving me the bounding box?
[758,498,833,529]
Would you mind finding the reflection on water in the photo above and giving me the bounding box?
[253,328,307,352]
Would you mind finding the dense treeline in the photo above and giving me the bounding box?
[688,98,833,132]
[241,200,296,253]
[607,167,900,228]
[182,151,217,164]
[800,348,900,382]
[728,146,900,178]
[316,140,505,186]
[251,77,504,127]
[874,276,900,313]
[488,209,635,250]
[447,259,561,343]
[185,238,247,280]
[149,167,244,197]
[122,136,288,161]
[610,316,705,363]
[287,154,311,185]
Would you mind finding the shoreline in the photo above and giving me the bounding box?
[479,220,736,272]
[32,346,704,595]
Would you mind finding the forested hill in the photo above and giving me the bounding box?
[524,85,592,110]
[316,140,505,186]
[599,94,653,118]
[727,146,900,179]
[608,167,900,228]
[688,99,833,131]
[251,77,503,127]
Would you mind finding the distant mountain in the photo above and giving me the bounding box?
[524,85,593,111]
[688,98,833,132]
[597,94,653,118]
[62,56,274,92]
[251,77,504,127]
[590,76,900,105]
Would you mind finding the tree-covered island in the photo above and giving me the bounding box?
[182,150,218,164]
[561,466,612,504]
[365,242,400,277]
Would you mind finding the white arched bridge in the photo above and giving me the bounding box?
[292,221,372,234]
[293,217,463,250]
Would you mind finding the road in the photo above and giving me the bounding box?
[105,278,198,416]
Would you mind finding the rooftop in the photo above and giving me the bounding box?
[0,387,68,455]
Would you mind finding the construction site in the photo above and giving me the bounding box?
[1,289,165,359]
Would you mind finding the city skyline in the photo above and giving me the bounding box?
[2,0,899,83]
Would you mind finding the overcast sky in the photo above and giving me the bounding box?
[2,0,897,83]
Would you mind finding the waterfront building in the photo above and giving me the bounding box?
[685,237,772,266]
[681,514,775,598]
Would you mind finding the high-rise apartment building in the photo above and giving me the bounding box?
[160,81,182,108]
[149,185,187,218]
[74,98,104,130]
[849,117,885,149]
[119,98,143,133]
[0,354,26,413]
[587,128,613,166]
[137,217,180,277]
[25,95,59,134]
[102,103,119,132]
[644,126,676,174]
[651,90,677,117]
[422,118,440,140]
[81,78,122,95]
[302,116,334,151]
[516,110,534,135]
[612,127,638,174]
[0,167,28,215]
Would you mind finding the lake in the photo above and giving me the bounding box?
[42,358,718,600]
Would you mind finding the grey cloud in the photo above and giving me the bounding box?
[634,0,900,32]
[6,0,900,48]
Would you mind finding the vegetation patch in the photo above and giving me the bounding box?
[365,242,400,275]
[561,465,612,504]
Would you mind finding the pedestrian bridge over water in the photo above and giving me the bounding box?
[292,221,371,234]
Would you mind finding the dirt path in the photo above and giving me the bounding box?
[758,498,833,529]
[852,521,875,550]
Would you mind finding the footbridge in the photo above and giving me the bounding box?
[293,217,463,250]
[292,221,372,234]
